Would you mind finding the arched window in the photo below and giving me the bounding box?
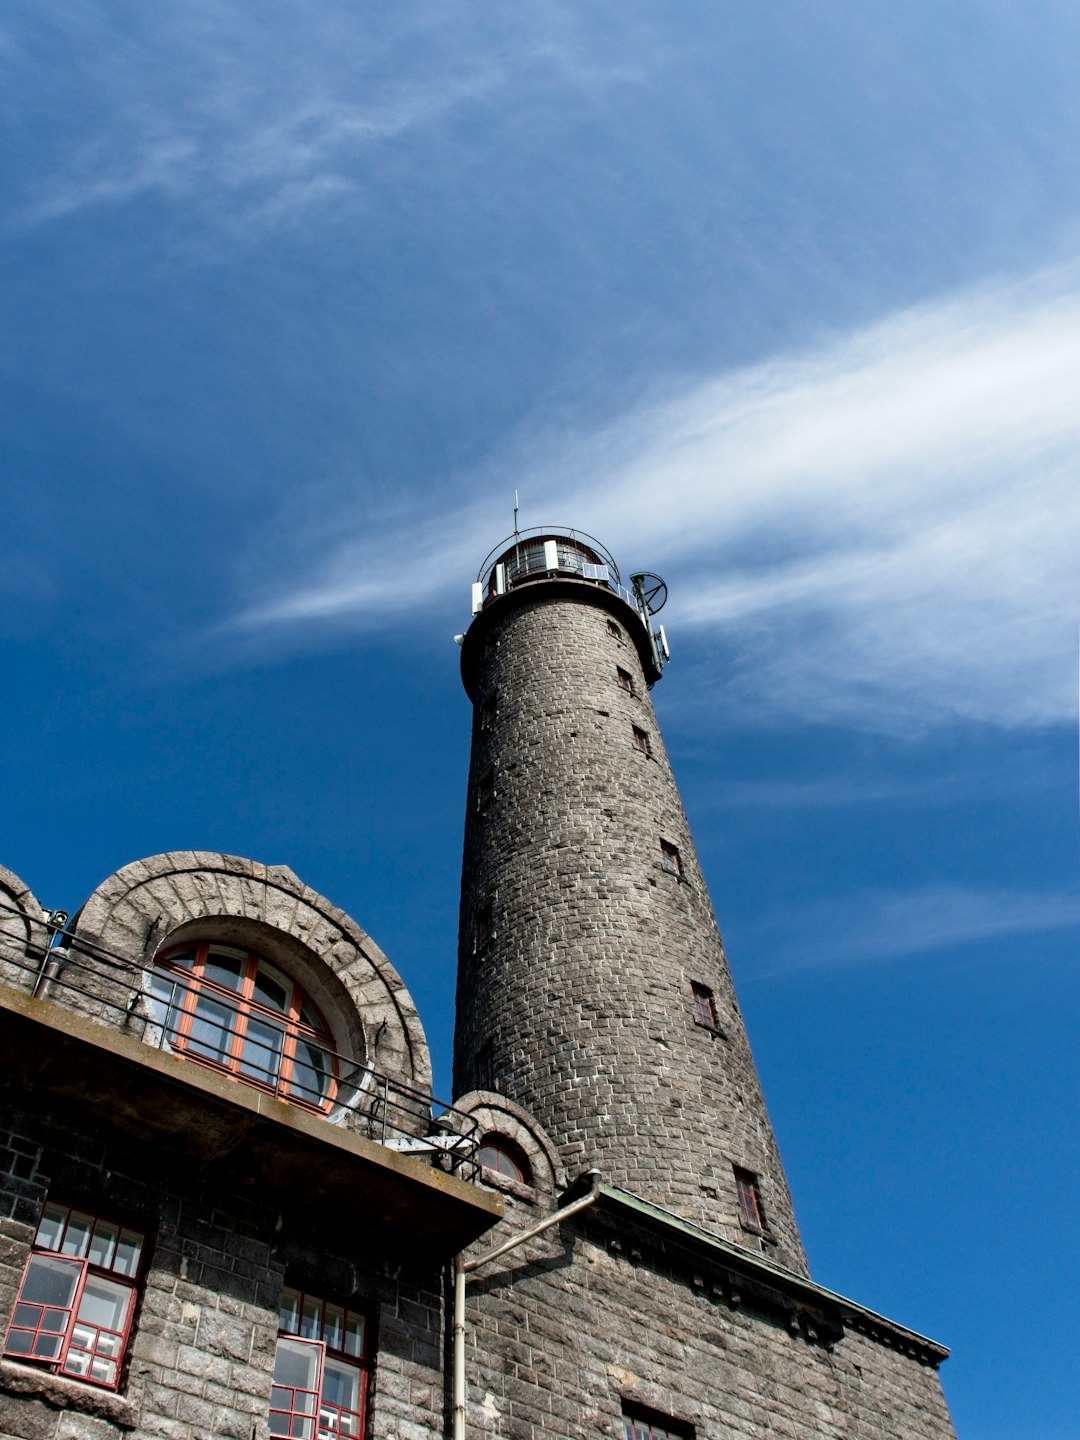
[475,1135,531,1185]
[148,942,335,1111]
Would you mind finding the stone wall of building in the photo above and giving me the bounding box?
[459,1192,955,1440]
[455,585,806,1272]
[0,1098,448,1440]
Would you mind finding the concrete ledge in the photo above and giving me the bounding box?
[0,1358,138,1428]
[0,983,501,1259]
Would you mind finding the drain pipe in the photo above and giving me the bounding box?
[33,911,70,1001]
[452,1170,601,1440]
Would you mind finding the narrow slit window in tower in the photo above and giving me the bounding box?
[474,905,492,951]
[691,982,718,1029]
[474,1045,495,1091]
[616,666,634,694]
[632,726,651,756]
[660,840,682,876]
[734,1167,769,1234]
[477,770,493,811]
[481,694,496,729]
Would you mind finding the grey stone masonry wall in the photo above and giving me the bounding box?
[459,1188,956,1440]
[455,581,807,1273]
[0,1099,448,1440]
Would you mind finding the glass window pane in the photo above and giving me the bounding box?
[77,1274,131,1332]
[342,1316,364,1358]
[61,1212,94,1259]
[322,1356,359,1409]
[113,1231,143,1278]
[32,1333,63,1359]
[189,994,237,1062]
[240,1017,284,1082]
[289,1041,330,1105]
[35,1203,67,1252]
[203,950,245,991]
[89,1355,117,1384]
[300,1296,321,1341]
[63,1348,91,1375]
[19,1254,81,1307]
[280,1288,301,1335]
[253,962,290,1013]
[322,1304,343,1352]
[147,971,181,1036]
[88,1221,118,1269]
[274,1337,322,1391]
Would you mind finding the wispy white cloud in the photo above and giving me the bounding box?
[8,4,640,235]
[235,260,1080,732]
[736,882,1080,975]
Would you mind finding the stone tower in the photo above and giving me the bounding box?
[454,527,807,1275]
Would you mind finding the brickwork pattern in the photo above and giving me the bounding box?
[460,1201,955,1440]
[0,868,46,996]
[454,587,807,1271]
[0,1105,448,1440]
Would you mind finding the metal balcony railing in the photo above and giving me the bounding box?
[0,902,480,1179]
[476,526,643,614]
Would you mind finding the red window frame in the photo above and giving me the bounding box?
[476,1136,531,1185]
[3,1201,144,1391]
[622,1406,693,1439]
[734,1168,768,1233]
[271,1286,370,1440]
[660,840,681,876]
[691,982,717,1029]
[150,941,336,1113]
[616,666,634,694]
[632,726,651,756]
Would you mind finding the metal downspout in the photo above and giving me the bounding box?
[452,1170,601,1440]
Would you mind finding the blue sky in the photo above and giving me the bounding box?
[3,3,1079,1434]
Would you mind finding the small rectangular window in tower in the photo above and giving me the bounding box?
[734,1167,769,1233]
[632,726,651,756]
[474,1045,495,1091]
[691,982,717,1029]
[660,840,681,877]
[622,1403,694,1440]
[477,770,493,811]
[616,666,634,694]
[606,618,621,639]
[3,1200,145,1391]
[474,904,492,951]
[481,694,496,729]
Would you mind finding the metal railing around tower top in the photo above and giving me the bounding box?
[0,899,481,1180]
[474,526,644,616]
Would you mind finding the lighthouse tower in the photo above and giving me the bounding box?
[453,527,807,1275]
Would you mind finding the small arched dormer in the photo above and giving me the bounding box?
[61,853,432,1130]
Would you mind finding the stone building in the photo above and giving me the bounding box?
[0,525,956,1439]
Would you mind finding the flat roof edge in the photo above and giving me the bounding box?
[586,1182,949,1366]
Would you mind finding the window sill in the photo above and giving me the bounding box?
[0,1358,138,1429]
[478,1167,537,1204]
[693,1019,727,1039]
[738,1220,777,1246]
